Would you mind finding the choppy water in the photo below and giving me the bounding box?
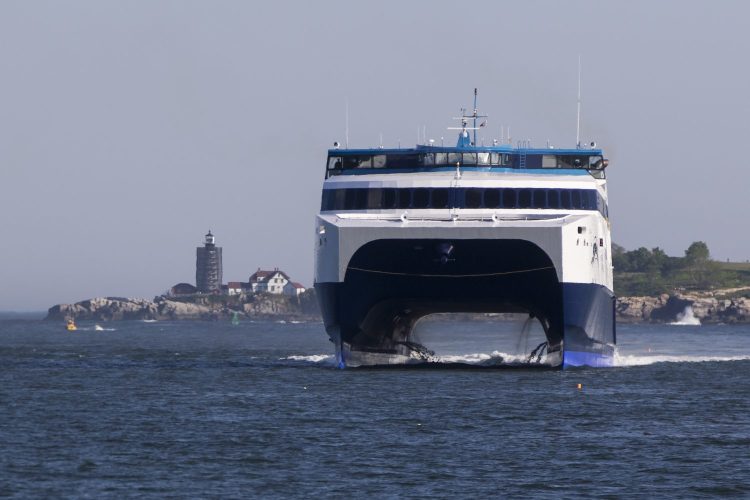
[1,315,750,497]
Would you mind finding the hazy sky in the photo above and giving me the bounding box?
[2,0,749,310]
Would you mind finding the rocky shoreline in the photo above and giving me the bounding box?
[616,290,750,324]
[45,293,321,322]
[46,289,750,324]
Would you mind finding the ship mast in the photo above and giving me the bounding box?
[448,88,487,147]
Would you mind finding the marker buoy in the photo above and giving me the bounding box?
[577,383,583,390]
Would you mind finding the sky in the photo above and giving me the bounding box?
[1,0,749,311]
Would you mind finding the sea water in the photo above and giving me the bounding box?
[1,316,749,497]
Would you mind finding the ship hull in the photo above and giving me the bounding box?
[315,234,615,369]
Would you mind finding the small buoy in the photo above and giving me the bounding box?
[576,383,583,390]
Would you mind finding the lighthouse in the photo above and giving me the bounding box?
[196,230,223,292]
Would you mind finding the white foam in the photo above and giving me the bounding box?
[437,350,544,365]
[282,354,334,363]
[614,352,750,367]
[669,306,701,326]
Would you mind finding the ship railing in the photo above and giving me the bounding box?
[334,212,571,223]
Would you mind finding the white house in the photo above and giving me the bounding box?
[227,282,243,296]
[283,281,306,296]
[248,268,291,295]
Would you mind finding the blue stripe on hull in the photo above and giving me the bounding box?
[563,350,614,368]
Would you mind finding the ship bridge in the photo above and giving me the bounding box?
[325,147,609,179]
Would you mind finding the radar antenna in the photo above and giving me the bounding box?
[447,88,488,147]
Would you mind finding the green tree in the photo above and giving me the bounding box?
[684,241,714,289]
[612,243,631,271]
[685,241,710,263]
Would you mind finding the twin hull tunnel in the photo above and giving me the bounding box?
[316,238,600,368]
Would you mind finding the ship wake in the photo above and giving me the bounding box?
[614,351,750,366]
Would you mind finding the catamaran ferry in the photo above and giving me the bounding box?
[314,91,614,368]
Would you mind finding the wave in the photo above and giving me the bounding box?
[614,352,750,367]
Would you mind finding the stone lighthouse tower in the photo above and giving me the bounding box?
[196,230,223,292]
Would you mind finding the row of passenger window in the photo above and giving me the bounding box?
[321,187,608,217]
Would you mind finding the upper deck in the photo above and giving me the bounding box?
[325,145,609,180]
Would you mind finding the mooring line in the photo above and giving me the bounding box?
[346,265,554,278]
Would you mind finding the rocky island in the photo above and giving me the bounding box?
[45,291,320,322]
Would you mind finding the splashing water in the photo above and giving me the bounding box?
[669,306,701,326]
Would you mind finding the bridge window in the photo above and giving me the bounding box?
[477,152,490,165]
[343,156,371,169]
[558,155,589,169]
[448,152,461,164]
[588,156,605,169]
[392,154,421,169]
[542,155,557,168]
[373,155,387,168]
[462,153,477,165]
[421,153,435,166]
[327,156,342,171]
[435,152,448,165]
